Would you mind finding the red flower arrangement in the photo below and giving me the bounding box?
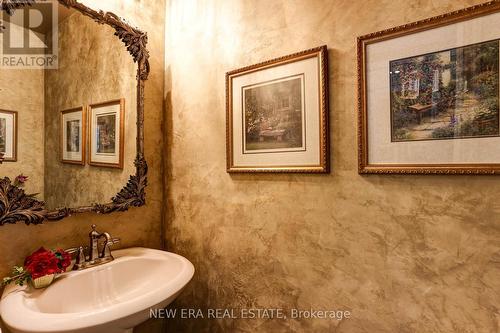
[24,247,71,279]
[3,247,72,287]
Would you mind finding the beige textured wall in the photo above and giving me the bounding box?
[44,8,136,210]
[0,0,165,327]
[165,1,500,332]
[0,66,44,196]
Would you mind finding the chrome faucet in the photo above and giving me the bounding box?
[66,225,120,271]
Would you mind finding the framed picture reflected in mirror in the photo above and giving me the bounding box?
[89,99,124,169]
[0,110,18,162]
[60,107,86,165]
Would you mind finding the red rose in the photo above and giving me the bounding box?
[24,247,61,279]
[23,248,73,280]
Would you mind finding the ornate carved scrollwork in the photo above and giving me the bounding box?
[113,156,148,207]
[93,156,148,214]
[0,0,149,225]
[0,177,46,225]
[0,0,35,15]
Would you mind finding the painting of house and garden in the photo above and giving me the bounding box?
[390,40,500,142]
[243,76,305,152]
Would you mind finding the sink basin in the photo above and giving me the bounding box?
[0,248,194,333]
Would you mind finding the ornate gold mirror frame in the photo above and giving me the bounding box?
[0,0,149,225]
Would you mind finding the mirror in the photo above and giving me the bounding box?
[0,0,149,225]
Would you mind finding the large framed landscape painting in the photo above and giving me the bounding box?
[226,46,329,173]
[358,2,500,174]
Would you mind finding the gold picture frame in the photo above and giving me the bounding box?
[0,110,18,162]
[226,46,329,173]
[358,1,500,175]
[60,107,86,165]
[88,99,125,169]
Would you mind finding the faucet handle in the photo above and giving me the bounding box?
[75,246,85,264]
[64,247,80,254]
[65,246,88,256]
[71,246,87,271]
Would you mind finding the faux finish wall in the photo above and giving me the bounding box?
[0,0,164,312]
[0,66,44,196]
[44,8,136,209]
[165,1,500,332]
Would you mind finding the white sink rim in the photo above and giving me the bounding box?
[0,247,194,333]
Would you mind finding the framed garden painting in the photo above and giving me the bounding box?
[89,99,124,169]
[358,1,500,174]
[60,107,86,165]
[0,110,17,162]
[226,46,329,173]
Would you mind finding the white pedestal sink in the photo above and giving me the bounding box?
[0,248,194,333]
